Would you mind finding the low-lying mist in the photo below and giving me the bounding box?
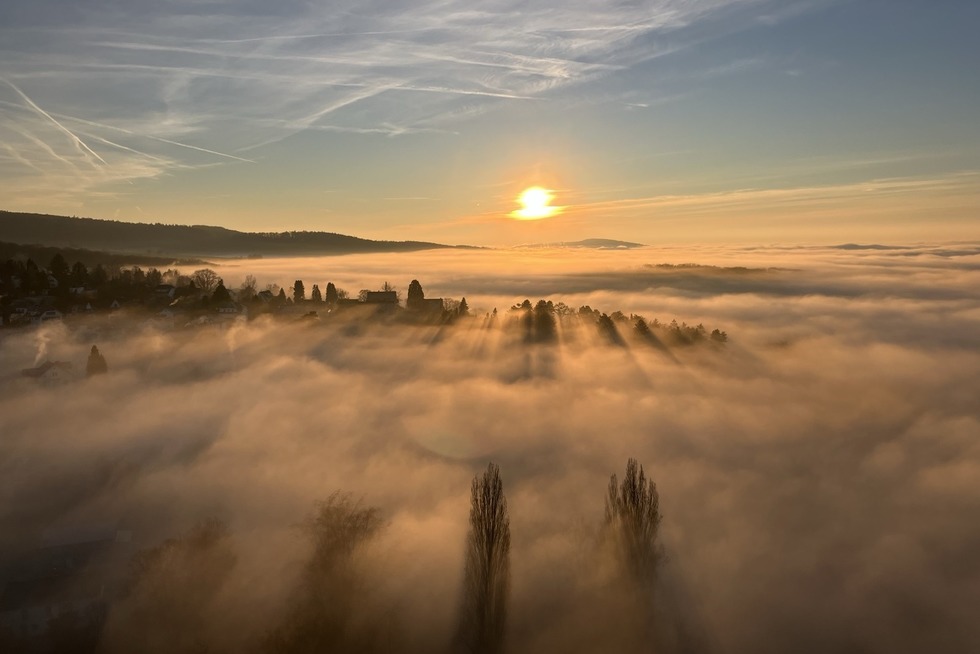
[1,244,979,653]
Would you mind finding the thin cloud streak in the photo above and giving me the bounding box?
[0,77,107,167]
[0,0,776,207]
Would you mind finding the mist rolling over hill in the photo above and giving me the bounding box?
[0,211,467,258]
[2,244,979,653]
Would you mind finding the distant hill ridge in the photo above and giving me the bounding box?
[0,211,469,258]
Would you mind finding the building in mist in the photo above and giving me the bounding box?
[20,361,74,386]
[363,291,398,305]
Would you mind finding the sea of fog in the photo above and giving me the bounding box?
[1,243,979,652]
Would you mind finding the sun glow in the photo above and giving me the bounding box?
[511,186,560,220]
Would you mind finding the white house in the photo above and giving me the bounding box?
[20,361,75,386]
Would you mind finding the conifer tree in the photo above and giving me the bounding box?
[407,279,424,309]
[86,345,108,377]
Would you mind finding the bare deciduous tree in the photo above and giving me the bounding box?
[191,268,221,294]
[239,274,258,301]
[456,463,510,654]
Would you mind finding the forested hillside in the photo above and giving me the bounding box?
[0,211,460,258]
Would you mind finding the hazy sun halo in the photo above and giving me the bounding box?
[512,186,559,220]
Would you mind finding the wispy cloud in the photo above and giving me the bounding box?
[0,77,106,167]
[0,0,783,207]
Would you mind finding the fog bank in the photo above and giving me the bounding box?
[2,244,978,652]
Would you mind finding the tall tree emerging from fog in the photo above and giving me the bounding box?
[325,282,338,305]
[293,279,305,303]
[310,284,322,303]
[605,458,663,586]
[264,493,386,654]
[407,279,424,309]
[456,463,510,654]
[86,345,107,377]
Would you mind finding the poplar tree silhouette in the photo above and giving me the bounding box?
[605,458,663,585]
[456,463,510,654]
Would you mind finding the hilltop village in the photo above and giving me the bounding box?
[2,254,728,378]
[0,254,471,328]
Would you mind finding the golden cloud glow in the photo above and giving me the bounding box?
[511,186,561,220]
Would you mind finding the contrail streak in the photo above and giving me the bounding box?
[3,142,44,173]
[0,77,107,167]
[79,131,168,162]
[52,112,255,163]
[12,126,77,168]
[238,84,395,153]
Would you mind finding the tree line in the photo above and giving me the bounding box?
[2,254,727,345]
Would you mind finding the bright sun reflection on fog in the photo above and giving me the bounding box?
[511,186,561,220]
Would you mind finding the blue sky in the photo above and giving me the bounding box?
[1,0,977,244]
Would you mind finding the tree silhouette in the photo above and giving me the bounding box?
[325,282,338,305]
[240,274,258,301]
[532,300,557,343]
[458,297,469,317]
[70,260,89,287]
[86,345,108,377]
[605,458,663,586]
[264,493,385,654]
[24,258,40,293]
[191,268,220,294]
[407,279,424,309]
[597,313,625,346]
[101,519,236,654]
[310,284,322,303]
[456,463,510,654]
[48,253,70,286]
[293,280,305,303]
[90,264,108,287]
[212,281,231,303]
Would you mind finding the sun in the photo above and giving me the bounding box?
[511,186,560,220]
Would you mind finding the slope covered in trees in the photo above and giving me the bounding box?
[0,211,468,258]
[0,240,204,268]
